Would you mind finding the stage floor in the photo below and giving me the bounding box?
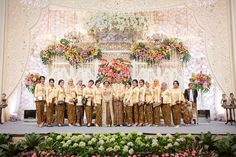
[0,121,235,135]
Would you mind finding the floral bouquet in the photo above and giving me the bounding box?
[40,34,102,68]
[162,38,191,63]
[97,58,132,83]
[130,43,169,64]
[64,46,102,68]
[24,72,41,94]
[130,36,191,65]
[190,72,211,93]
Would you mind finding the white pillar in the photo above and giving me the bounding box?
[0,0,6,95]
[230,0,236,94]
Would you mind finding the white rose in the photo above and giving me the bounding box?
[91,137,97,143]
[174,142,180,146]
[152,142,158,147]
[98,139,105,145]
[66,140,72,145]
[127,142,134,147]
[85,135,91,140]
[167,143,173,148]
[79,141,86,148]
[114,145,120,151]
[156,133,162,137]
[73,143,79,147]
[98,146,104,151]
[88,141,92,145]
[56,135,62,141]
[110,137,115,142]
[128,148,134,155]
[123,145,129,153]
[106,147,113,152]
[62,143,68,148]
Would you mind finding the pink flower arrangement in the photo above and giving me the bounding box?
[190,72,211,93]
[24,72,41,94]
[97,58,132,83]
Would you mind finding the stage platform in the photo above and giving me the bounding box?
[0,121,236,136]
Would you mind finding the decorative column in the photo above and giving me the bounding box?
[230,0,236,94]
[0,0,6,95]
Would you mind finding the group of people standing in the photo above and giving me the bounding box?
[34,76,198,128]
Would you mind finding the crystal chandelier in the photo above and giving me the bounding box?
[195,0,218,7]
[20,0,49,8]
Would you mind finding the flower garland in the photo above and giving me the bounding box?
[97,58,132,83]
[40,37,102,68]
[24,72,41,94]
[130,37,191,65]
[190,72,211,93]
[39,132,197,157]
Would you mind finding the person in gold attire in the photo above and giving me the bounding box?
[152,79,160,90]
[123,82,133,126]
[113,77,125,126]
[55,79,66,127]
[153,80,161,126]
[144,81,154,126]
[130,79,139,126]
[75,80,84,126]
[45,78,57,127]
[34,76,46,128]
[170,80,185,128]
[65,79,77,127]
[93,80,102,127]
[83,80,94,127]
[102,80,114,127]
[160,82,172,127]
[137,79,145,126]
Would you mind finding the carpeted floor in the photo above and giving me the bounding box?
[0,121,235,135]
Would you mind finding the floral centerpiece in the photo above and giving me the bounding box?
[190,72,211,93]
[97,58,132,83]
[24,72,41,94]
[85,13,148,42]
[130,36,191,65]
[40,33,102,68]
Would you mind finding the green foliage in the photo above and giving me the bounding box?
[60,38,69,46]
[195,132,218,156]
[21,133,44,151]
[181,51,191,63]
[0,134,12,145]
[0,141,25,157]
[215,134,236,157]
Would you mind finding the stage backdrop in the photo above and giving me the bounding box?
[2,0,234,120]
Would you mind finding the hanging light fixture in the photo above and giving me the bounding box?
[195,0,218,7]
[20,0,49,8]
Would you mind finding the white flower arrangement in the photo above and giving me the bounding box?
[42,132,196,156]
[86,13,148,33]
[85,13,148,42]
